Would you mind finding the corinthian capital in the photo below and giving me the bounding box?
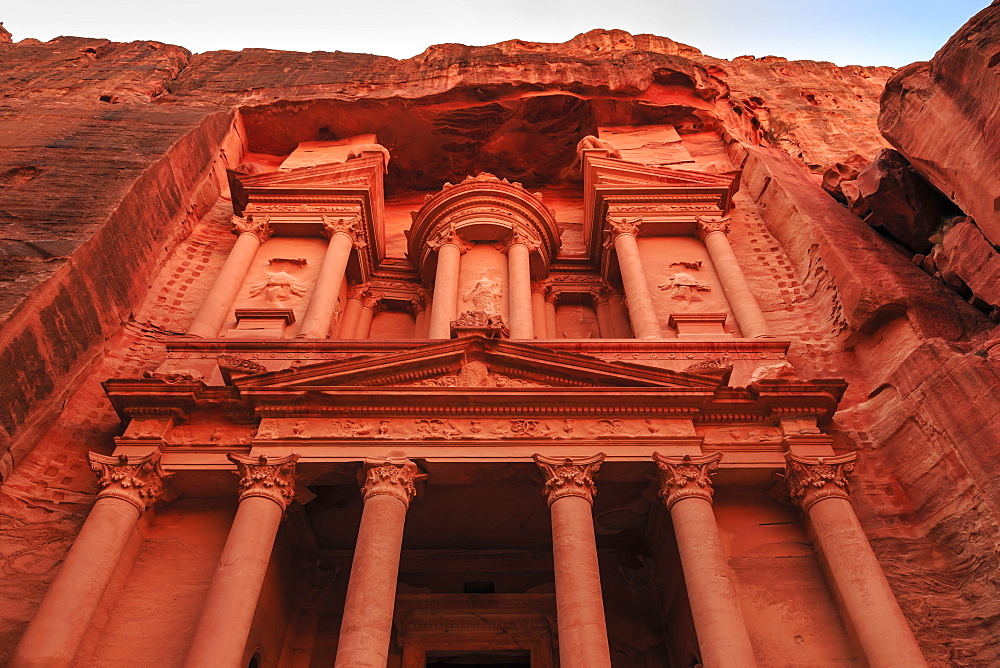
[696,215,731,240]
[360,457,427,508]
[504,227,541,253]
[228,453,299,510]
[653,452,722,509]
[783,452,857,511]
[232,213,272,243]
[606,215,642,237]
[88,451,170,512]
[322,214,366,248]
[534,453,605,506]
[427,224,472,253]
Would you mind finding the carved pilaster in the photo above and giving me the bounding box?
[228,453,299,510]
[322,214,366,248]
[696,215,731,241]
[534,453,605,506]
[653,452,722,509]
[360,457,427,508]
[783,452,857,511]
[232,213,272,243]
[88,452,170,512]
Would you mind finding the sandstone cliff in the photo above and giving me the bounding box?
[1,18,999,664]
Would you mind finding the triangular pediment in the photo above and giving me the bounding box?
[235,154,384,191]
[233,336,725,392]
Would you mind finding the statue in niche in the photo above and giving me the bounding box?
[249,270,307,303]
[464,272,503,316]
[658,272,711,302]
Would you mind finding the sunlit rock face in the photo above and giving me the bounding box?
[0,16,999,666]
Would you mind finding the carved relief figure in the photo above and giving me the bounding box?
[463,272,503,316]
[249,270,307,303]
[658,272,711,302]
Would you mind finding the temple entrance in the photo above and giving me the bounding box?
[394,594,556,668]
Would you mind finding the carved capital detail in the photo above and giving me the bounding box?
[360,457,427,508]
[606,215,643,238]
[696,215,731,240]
[228,453,299,510]
[783,452,857,511]
[653,451,722,509]
[534,453,605,506]
[88,451,170,512]
[232,213,272,243]
[322,214,366,248]
[504,227,541,253]
[428,224,473,254]
[410,287,429,313]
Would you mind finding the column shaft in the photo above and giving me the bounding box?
[355,304,377,338]
[671,497,757,666]
[613,233,661,339]
[337,297,364,339]
[607,294,633,338]
[544,298,558,339]
[298,232,354,339]
[428,243,462,339]
[701,229,770,338]
[11,499,141,667]
[184,496,283,668]
[188,232,262,338]
[334,494,407,667]
[507,243,534,339]
[808,498,926,667]
[531,288,548,339]
[593,298,614,338]
[550,494,612,668]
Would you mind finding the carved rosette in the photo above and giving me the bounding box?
[232,213,272,243]
[360,457,427,508]
[534,453,606,506]
[322,214,366,248]
[783,452,857,511]
[696,215,731,240]
[653,452,723,509]
[228,453,299,510]
[88,451,170,512]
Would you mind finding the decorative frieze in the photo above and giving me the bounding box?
[228,453,299,509]
[360,457,426,507]
[87,452,170,512]
[652,451,723,508]
[534,453,605,506]
[783,452,857,511]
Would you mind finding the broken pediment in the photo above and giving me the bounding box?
[232,336,725,391]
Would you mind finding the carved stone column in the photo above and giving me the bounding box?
[505,228,537,339]
[335,458,426,668]
[188,214,271,338]
[12,453,168,668]
[411,288,430,338]
[591,284,615,338]
[427,227,470,339]
[184,454,298,668]
[534,454,611,668]
[354,290,385,338]
[607,290,634,338]
[336,283,368,339]
[605,216,661,339]
[299,215,363,339]
[697,217,770,338]
[530,281,549,339]
[653,452,757,667]
[783,453,926,668]
[544,286,559,338]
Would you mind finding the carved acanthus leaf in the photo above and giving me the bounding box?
[534,453,605,506]
[321,214,365,247]
[606,215,643,237]
[232,213,272,243]
[88,451,170,511]
[783,452,857,511]
[228,453,299,509]
[653,452,722,508]
[360,457,427,507]
[696,215,731,240]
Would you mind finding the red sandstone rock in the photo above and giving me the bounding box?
[940,220,1000,310]
[879,2,1000,246]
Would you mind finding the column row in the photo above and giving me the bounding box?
[12,451,926,668]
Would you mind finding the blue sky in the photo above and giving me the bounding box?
[2,0,990,66]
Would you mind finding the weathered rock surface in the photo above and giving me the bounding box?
[879,1,1000,245]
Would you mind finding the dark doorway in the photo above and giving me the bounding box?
[426,649,531,666]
